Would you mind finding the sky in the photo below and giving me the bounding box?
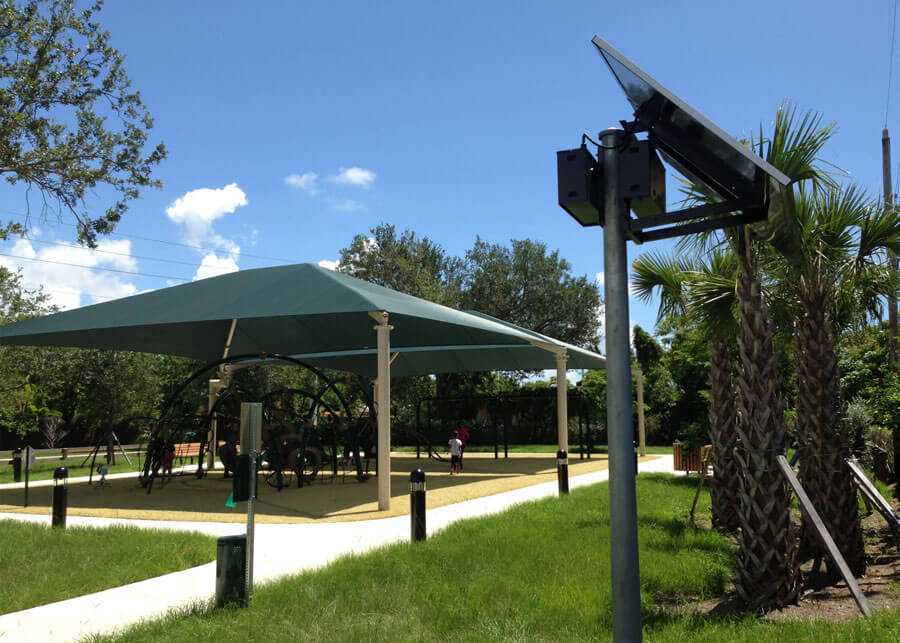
[1,0,898,351]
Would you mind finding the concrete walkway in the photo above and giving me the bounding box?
[0,455,677,642]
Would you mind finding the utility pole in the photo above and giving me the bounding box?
[883,128,897,368]
[884,128,900,489]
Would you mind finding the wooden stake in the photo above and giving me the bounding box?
[776,455,872,617]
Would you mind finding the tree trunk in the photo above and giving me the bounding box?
[733,269,801,609]
[795,299,866,576]
[708,340,740,531]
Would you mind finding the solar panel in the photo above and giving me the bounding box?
[591,36,790,204]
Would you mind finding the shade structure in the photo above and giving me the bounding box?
[0,263,544,358]
[0,261,608,511]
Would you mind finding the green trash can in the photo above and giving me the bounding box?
[215,534,247,607]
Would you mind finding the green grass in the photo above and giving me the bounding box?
[0,520,216,614]
[0,456,143,484]
[87,473,900,642]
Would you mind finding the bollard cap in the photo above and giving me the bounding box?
[410,468,425,483]
[54,466,68,480]
[556,449,568,459]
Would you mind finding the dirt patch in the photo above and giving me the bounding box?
[669,488,900,623]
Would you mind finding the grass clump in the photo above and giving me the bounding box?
[0,520,216,614]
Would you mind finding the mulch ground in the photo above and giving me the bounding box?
[669,484,900,623]
[0,452,652,524]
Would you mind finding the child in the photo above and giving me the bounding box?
[97,463,109,488]
[448,430,462,475]
[162,444,175,483]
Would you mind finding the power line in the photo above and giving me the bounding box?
[42,287,119,302]
[20,237,237,274]
[0,251,189,282]
[0,211,298,264]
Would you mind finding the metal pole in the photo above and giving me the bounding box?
[883,129,897,368]
[23,445,31,507]
[601,126,642,642]
[241,402,261,608]
[556,352,569,452]
[372,311,393,511]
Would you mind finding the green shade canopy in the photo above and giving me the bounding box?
[0,263,604,373]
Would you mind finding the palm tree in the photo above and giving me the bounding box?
[771,185,900,576]
[632,250,741,531]
[680,103,836,609]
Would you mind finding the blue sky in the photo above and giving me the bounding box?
[1,0,897,348]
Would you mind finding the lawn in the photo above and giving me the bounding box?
[85,473,900,642]
[0,456,143,484]
[0,520,216,614]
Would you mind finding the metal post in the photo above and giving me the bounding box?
[557,449,569,494]
[240,402,261,609]
[52,467,68,528]
[601,127,642,642]
[372,311,393,511]
[556,351,569,452]
[23,445,31,507]
[410,468,426,541]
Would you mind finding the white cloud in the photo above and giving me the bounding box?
[0,239,138,310]
[317,259,339,271]
[284,172,319,194]
[166,183,247,256]
[331,166,375,188]
[193,254,239,281]
[596,271,604,287]
[332,199,363,212]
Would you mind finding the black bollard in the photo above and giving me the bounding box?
[52,467,68,528]
[557,449,569,494]
[410,468,426,542]
[11,448,22,483]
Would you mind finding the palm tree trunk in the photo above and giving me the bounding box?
[795,298,866,576]
[708,340,740,531]
[733,269,801,609]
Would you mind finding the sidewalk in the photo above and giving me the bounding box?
[0,455,676,642]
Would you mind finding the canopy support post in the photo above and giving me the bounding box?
[632,368,646,457]
[207,379,223,470]
[371,310,393,511]
[555,351,569,452]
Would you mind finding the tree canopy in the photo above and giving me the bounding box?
[0,0,166,245]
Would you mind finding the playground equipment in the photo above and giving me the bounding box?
[414,390,597,460]
[138,354,377,494]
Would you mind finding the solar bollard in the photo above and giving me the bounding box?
[52,467,68,528]
[410,468,426,542]
[11,448,22,483]
[557,449,569,495]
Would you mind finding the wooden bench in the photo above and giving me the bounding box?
[173,442,202,465]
